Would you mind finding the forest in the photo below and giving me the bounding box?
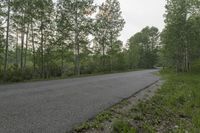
[161,0,200,72]
[0,0,160,82]
[0,0,200,83]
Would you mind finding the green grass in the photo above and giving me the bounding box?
[112,70,200,132]
[112,119,136,133]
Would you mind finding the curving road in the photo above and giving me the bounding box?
[0,69,159,133]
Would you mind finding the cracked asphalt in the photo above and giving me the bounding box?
[0,69,159,133]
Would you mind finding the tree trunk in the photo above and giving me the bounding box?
[61,43,64,76]
[21,31,25,71]
[16,30,19,65]
[24,24,29,68]
[20,13,25,72]
[40,23,44,78]
[75,32,80,76]
[31,22,36,74]
[184,39,189,72]
[102,37,105,71]
[110,32,113,72]
[76,36,80,76]
[46,50,50,79]
[75,0,80,76]
[3,0,10,81]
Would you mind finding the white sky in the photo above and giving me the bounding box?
[95,0,166,43]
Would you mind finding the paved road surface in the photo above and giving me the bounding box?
[0,69,159,133]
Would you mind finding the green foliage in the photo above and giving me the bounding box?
[191,59,200,73]
[112,119,136,133]
[3,65,33,82]
[0,37,4,70]
[127,26,159,69]
[161,0,200,72]
[93,0,125,72]
[0,0,161,83]
[57,0,96,76]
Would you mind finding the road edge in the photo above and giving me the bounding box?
[70,79,162,133]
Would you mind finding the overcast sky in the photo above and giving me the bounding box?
[95,0,166,43]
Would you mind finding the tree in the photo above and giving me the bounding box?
[3,0,11,81]
[94,0,125,71]
[162,0,200,72]
[107,40,125,71]
[34,0,54,78]
[127,34,141,69]
[57,0,95,76]
[0,0,130,82]
[94,2,110,71]
[56,0,75,76]
[12,0,29,71]
[0,1,5,73]
[127,26,160,69]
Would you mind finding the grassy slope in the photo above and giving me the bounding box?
[113,70,200,133]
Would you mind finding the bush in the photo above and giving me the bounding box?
[22,67,33,80]
[3,65,34,82]
[6,65,23,82]
[0,69,3,82]
[191,59,200,73]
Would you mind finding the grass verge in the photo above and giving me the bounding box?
[73,70,200,133]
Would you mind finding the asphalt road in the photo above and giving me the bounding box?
[0,69,159,133]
